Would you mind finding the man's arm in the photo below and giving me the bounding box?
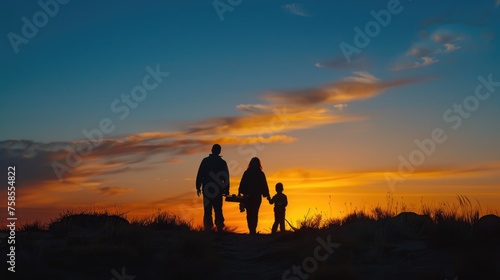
[195,159,205,196]
[223,160,230,195]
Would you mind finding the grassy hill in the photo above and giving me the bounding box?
[1,196,500,279]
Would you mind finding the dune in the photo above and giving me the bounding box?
[1,211,500,279]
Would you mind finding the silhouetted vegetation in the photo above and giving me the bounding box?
[1,196,499,279]
[131,210,193,231]
[19,220,46,232]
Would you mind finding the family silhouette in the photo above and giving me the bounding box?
[196,144,288,234]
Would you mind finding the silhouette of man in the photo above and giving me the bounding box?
[196,144,230,232]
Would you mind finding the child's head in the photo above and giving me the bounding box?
[275,182,284,193]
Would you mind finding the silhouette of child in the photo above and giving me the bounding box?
[267,182,288,233]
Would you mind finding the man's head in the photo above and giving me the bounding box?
[275,182,284,193]
[211,144,221,155]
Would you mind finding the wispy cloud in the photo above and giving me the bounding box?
[393,28,463,71]
[333,104,348,111]
[407,45,440,57]
[96,186,132,196]
[315,53,371,70]
[443,43,461,53]
[186,106,358,137]
[283,3,308,17]
[393,56,438,71]
[264,71,423,106]
[431,30,463,44]
[266,162,500,192]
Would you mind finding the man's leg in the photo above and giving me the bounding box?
[213,195,225,231]
[203,195,214,230]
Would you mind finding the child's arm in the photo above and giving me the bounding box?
[268,195,274,204]
[283,195,288,208]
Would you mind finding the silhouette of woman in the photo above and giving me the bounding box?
[238,157,270,234]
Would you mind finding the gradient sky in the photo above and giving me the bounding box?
[1,0,499,233]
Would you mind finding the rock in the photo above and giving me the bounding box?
[389,212,433,240]
[473,214,500,241]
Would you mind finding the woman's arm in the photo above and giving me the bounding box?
[261,172,270,198]
[238,171,247,195]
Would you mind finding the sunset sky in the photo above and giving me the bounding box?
[1,0,499,233]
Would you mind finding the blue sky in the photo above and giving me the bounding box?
[1,0,499,230]
[2,0,499,141]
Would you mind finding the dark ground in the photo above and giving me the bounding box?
[1,212,500,280]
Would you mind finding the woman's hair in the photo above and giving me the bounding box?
[247,157,262,170]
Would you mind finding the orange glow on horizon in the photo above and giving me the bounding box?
[3,161,499,233]
[7,167,499,234]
